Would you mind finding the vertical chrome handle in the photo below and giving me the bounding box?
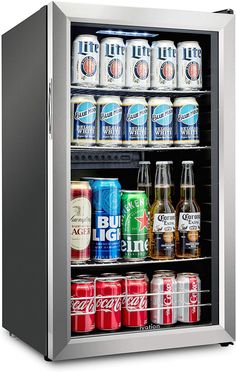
[48,78,53,139]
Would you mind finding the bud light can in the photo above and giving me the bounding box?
[92,178,121,262]
[121,190,149,261]
[126,39,150,89]
[71,34,99,87]
[173,97,199,146]
[123,96,148,147]
[100,37,125,88]
[177,272,201,323]
[148,97,173,147]
[71,95,96,146]
[150,272,177,326]
[97,96,123,146]
[177,41,202,90]
[151,40,177,90]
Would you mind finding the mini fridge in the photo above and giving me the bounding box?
[2,1,235,361]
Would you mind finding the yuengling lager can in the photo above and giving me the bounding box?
[121,190,149,261]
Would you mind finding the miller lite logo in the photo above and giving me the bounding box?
[182,47,201,61]
[157,47,176,60]
[78,40,99,55]
[132,45,150,59]
[104,43,125,57]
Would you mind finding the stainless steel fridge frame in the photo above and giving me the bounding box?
[2,1,235,361]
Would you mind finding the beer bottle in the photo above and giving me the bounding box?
[137,161,152,207]
[149,161,175,260]
[175,161,201,258]
[167,160,174,203]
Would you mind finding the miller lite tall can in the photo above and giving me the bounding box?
[151,40,177,90]
[100,37,126,88]
[177,41,202,90]
[72,34,100,87]
[126,39,150,89]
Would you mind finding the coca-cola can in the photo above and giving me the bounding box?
[125,271,149,283]
[76,274,96,281]
[71,181,92,263]
[177,272,201,323]
[122,274,148,327]
[71,279,95,333]
[96,278,122,331]
[150,272,177,325]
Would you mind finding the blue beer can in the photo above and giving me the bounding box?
[123,96,148,147]
[97,96,123,146]
[71,95,96,146]
[173,97,199,146]
[148,97,173,147]
[91,178,121,261]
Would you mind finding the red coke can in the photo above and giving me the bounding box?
[71,279,95,333]
[71,181,92,263]
[122,273,148,327]
[96,278,122,331]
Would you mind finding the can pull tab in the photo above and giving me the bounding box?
[48,78,53,139]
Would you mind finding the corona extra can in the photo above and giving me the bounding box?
[126,39,150,89]
[71,34,99,87]
[177,41,202,90]
[100,37,125,88]
[151,40,177,90]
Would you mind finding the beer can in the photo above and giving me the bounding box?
[150,272,177,325]
[71,95,96,146]
[148,97,173,147]
[173,97,199,146]
[151,40,177,90]
[100,37,125,88]
[122,273,148,327]
[126,39,150,89]
[96,278,122,331]
[71,181,92,263]
[91,178,121,262]
[97,96,123,146]
[121,190,149,261]
[80,177,101,187]
[177,272,201,323]
[71,279,95,333]
[177,41,202,90]
[123,96,148,147]
[71,34,99,87]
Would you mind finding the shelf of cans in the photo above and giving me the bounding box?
[72,35,202,91]
[71,95,200,148]
[71,271,211,333]
[71,161,202,265]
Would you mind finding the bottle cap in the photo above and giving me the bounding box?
[182,161,194,165]
[155,161,169,165]
[139,161,151,165]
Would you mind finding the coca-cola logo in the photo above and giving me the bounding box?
[71,298,94,314]
[96,296,121,312]
[189,281,198,306]
[122,294,147,310]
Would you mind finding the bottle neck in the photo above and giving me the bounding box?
[180,185,196,200]
[155,186,170,201]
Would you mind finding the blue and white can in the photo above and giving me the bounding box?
[173,97,199,146]
[71,95,96,146]
[91,178,121,262]
[97,96,123,146]
[123,96,148,147]
[148,97,173,147]
[177,41,202,90]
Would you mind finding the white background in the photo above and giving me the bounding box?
[0,0,235,370]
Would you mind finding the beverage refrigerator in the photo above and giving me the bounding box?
[2,1,236,362]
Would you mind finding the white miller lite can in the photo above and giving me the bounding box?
[71,34,100,87]
[177,41,202,90]
[126,39,150,89]
[151,40,177,90]
[150,272,177,325]
[100,37,125,88]
[177,272,201,323]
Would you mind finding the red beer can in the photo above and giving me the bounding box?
[71,181,92,263]
[122,273,148,327]
[96,278,122,331]
[71,279,95,333]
